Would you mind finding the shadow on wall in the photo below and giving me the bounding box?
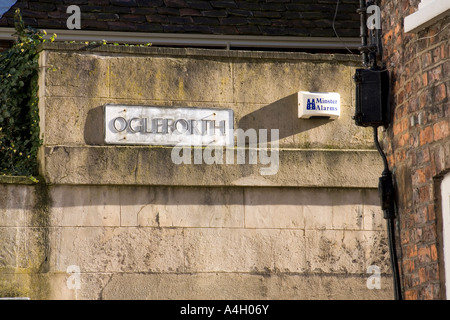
[238,92,332,142]
[84,106,105,145]
[0,184,380,211]
[83,93,332,145]
[41,185,379,208]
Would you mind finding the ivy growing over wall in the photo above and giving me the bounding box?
[0,9,54,176]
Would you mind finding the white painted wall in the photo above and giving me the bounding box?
[441,173,450,299]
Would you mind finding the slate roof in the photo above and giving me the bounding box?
[0,0,360,38]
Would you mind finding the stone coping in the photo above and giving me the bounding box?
[41,145,383,188]
[0,175,37,185]
[37,42,363,64]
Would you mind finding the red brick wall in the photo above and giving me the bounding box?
[381,0,450,299]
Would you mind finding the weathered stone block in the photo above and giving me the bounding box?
[0,185,35,227]
[305,229,391,274]
[362,188,385,231]
[244,187,305,229]
[44,52,110,98]
[66,272,394,300]
[52,227,185,273]
[50,186,121,227]
[183,228,278,273]
[232,61,353,106]
[108,56,233,102]
[134,186,245,228]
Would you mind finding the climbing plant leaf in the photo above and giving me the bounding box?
[0,9,48,176]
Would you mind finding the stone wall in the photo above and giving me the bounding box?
[0,179,51,299]
[1,43,393,299]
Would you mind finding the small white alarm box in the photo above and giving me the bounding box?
[298,91,340,119]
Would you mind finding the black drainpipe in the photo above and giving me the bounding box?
[373,126,402,300]
[354,0,403,300]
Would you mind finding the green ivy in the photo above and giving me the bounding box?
[0,10,151,176]
[0,9,54,176]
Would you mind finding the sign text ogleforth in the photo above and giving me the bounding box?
[105,104,234,146]
[104,104,279,176]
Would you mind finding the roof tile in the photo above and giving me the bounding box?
[0,0,360,38]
